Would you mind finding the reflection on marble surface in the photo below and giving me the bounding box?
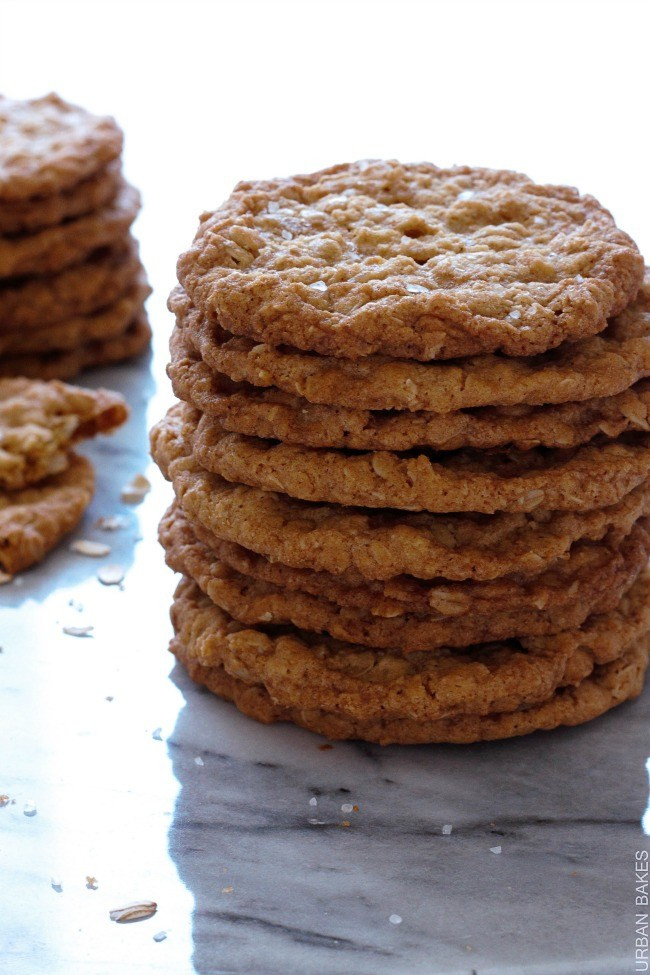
[1,334,649,975]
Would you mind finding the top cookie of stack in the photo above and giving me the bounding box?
[0,93,151,379]
[155,160,650,745]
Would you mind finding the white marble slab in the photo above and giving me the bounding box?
[1,324,649,975]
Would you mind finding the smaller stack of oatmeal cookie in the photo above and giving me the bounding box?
[0,377,128,578]
[152,160,650,745]
[0,94,150,380]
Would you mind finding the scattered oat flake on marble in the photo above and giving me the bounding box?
[120,473,151,504]
[23,800,37,816]
[86,876,98,889]
[341,803,354,813]
[70,539,111,557]
[63,625,94,637]
[490,845,502,854]
[153,931,167,942]
[309,796,318,806]
[0,795,11,806]
[222,886,234,894]
[109,900,157,923]
[194,756,204,766]
[308,818,326,825]
[442,824,453,835]
[341,820,351,828]
[97,564,124,586]
[95,514,128,531]
[0,570,13,584]
[389,914,403,925]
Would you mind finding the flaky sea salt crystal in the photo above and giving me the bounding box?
[575,273,584,282]
[405,283,427,294]
[310,280,328,292]
[152,728,163,741]
[280,229,292,240]
[70,539,111,557]
[267,201,279,213]
[507,309,521,321]
[389,914,403,925]
[457,189,474,201]
[490,845,502,854]
[341,803,354,813]
[442,824,453,835]
[51,877,63,892]
[194,756,204,767]
[153,931,167,942]
[309,797,318,807]
[23,800,37,816]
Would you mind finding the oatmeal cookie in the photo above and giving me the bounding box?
[0,452,94,573]
[0,93,122,200]
[0,376,127,490]
[150,409,650,581]
[178,160,643,361]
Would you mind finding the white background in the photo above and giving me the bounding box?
[2,0,649,285]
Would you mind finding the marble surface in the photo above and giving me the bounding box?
[0,302,649,975]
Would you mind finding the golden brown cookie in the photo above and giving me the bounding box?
[150,408,650,581]
[185,403,650,515]
[161,500,650,623]
[0,272,150,356]
[169,572,650,728]
[169,328,650,452]
[0,237,141,331]
[173,626,650,745]
[0,453,95,573]
[0,181,140,279]
[0,376,127,490]
[0,93,122,200]
[162,505,650,650]
[178,160,643,361]
[0,313,151,381]
[174,273,650,412]
[0,159,122,236]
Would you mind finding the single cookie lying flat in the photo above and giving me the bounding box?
[0,313,151,381]
[0,453,95,573]
[178,160,643,361]
[185,403,650,514]
[169,329,650,451]
[173,625,650,745]
[0,237,141,331]
[150,409,650,581]
[169,572,650,728]
[0,181,140,279]
[0,93,122,200]
[0,159,122,236]
[174,273,650,412]
[162,505,650,650]
[0,376,127,489]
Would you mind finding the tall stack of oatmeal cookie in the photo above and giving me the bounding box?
[152,160,650,744]
[0,94,150,379]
